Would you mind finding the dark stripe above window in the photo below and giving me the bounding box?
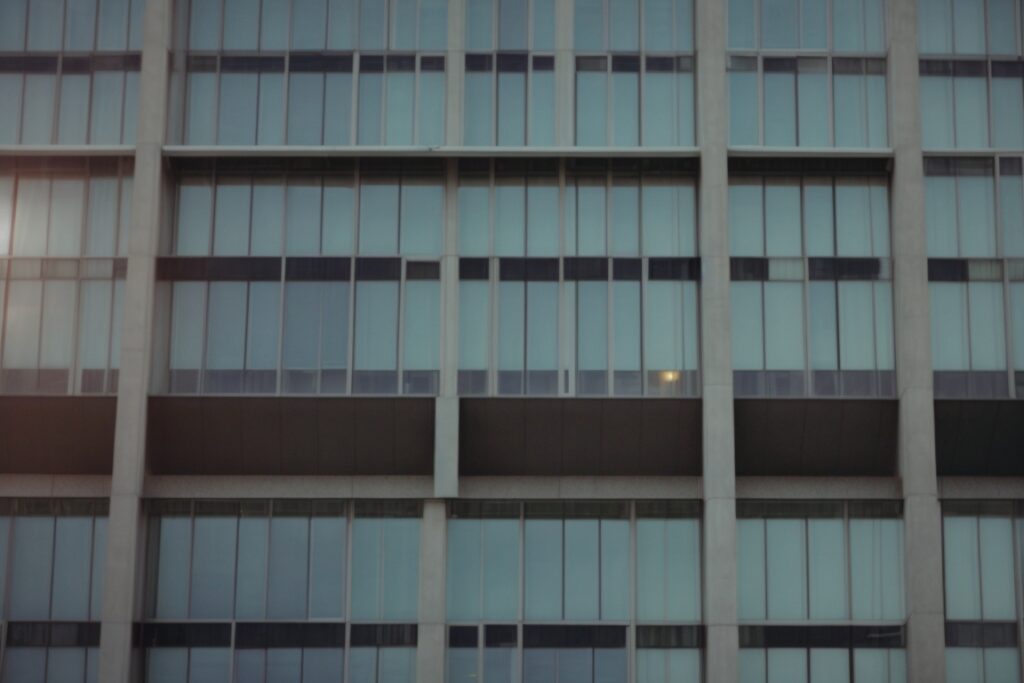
[729,157,892,176]
[290,53,352,73]
[737,500,846,519]
[354,257,402,281]
[156,257,281,281]
[235,623,346,649]
[406,261,441,280]
[611,55,640,73]
[350,624,417,647]
[285,257,351,281]
[220,55,285,73]
[0,55,59,73]
[576,56,607,72]
[448,626,478,648]
[7,623,101,648]
[449,500,521,518]
[497,53,528,72]
[945,622,1019,648]
[808,257,883,281]
[563,257,608,281]
[498,258,560,281]
[613,258,642,281]
[0,498,109,516]
[928,258,969,282]
[421,55,445,72]
[465,53,493,71]
[524,500,629,519]
[731,257,768,281]
[139,623,232,648]
[636,625,704,649]
[532,55,554,71]
[523,626,626,649]
[486,625,518,647]
[635,500,702,518]
[649,257,701,281]
[459,258,489,280]
[740,625,905,649]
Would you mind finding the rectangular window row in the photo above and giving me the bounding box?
[729,176,894,397]
[179,54,444,146]
[574,55,695,147]
[926,157,1024,398]
[465,0,557,51]
[919,0,1024,56]
[2,645,98,683]
[941,502,1024,683]
[458,161,697,257]
[143,623,417,683]
[574,0,694,52]
[458,258,700,396]
[155,261,439,395]
[146,500,420,622]
[738,501,905,623]
[447,500,701,624]
[449,624,702,683]
[183,0,447,51]
[729,56,888,148]
[464,54,555,147]
[0,55,140,146]
[0,499,108,622]
[172,170,442,257]
[728,0,886,51]
[921,60,1024,149]
[739,647,906,683]
[0,0,144,52]
[0,165,133,258]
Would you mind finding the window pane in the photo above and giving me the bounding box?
[51,517,93,620]
[930,283,969,370]
[918,0,953,53]
[218,74,258,145]
[808,519,846,619]
[525,519,563,619]
[250,180,284,255]
[446,520,482,619]
[258,73,285,145]
[190,516,237,618]
[401,183,442,255]
[925,176,957,256]
[765,282,804,370]
[223,0,258,49]
[380,519,420,619]
[530,70,555,146]
[766,519,806,620]
[968,282,1006,370]
[419,70,445,146]
[357,73,383,144]
[768,649,807,683]
[466,0,494,49]
[958,175,996,258]
[286,181,322,255]
[611,72,639,146]
[49,179,85,256]
[354,282,399,371]
[21,74,56,144]
[575,0,604,49]
[762,0,797,47]
[730,181,764,256]
[920,77,954,149]
[236,516,269,619]
[839,282,876,370]
[954,76,988,148]
[850,519,904,619]
[731,283,764,371]
[403,280,441,374]
[154,517,191,618]
[351,519,381,619]
[992,78,1024,149]
[738,519,766,620]
[260,0,288,49]
[729,71,758,145]
[765,180,800,257]
[309,516,346,618]
[288,74,325,145]
[58,75,90,144]
[576,72,607,146]
[943,516,981,620]
[90,71,125,144]
[610,183,638,256]
[811,650,849,683]
[324,73,353,145]
[834,75,866,148]
[359,183,399,254]
[498,72,526,146]
[797,70,828,147]
[464,72,494,146]
[213,180,251,255]
[292,0,328,49]
[188,0,221,49]
[186,73,216,145]
[764,72,796,146]
[267,516,309,618]
[385,72,414,145]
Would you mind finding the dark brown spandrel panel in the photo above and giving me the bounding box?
[734,399,897,476]
[936,401,1024,475]
[0,397,115,474]
[460,399,701,476]
[148,397,433,475]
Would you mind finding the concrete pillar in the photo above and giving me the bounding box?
[555,0,575,146]
[97,0,172,679]
[696,0,739,680]
[435,155,460,497]
[417,500,448,682]
[889,0,947,680]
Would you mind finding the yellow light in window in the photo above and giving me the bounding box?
[660,370,680,382]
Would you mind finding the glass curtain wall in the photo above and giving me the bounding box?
[941,501,1024,683]
[0,499,109,683]
[0,160,130,395]
[154,161,442,396]
[143,499,420,683]
[926,157,1024,398]
[172,0,446,146]
[737,500,907,683]
[726,0,888,148]
[445,500,702,683]
[728,174,895,397]
[456,159,700,397]
[573,0,695,146]
[0,0,143,146]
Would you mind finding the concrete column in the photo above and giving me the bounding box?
[555,0,575,146]
[435,158,460,498]
[446,0,465,145]
[889,0,946,680]
[696,0,738,680]
[97,0,172,679]
[417,500,448,682]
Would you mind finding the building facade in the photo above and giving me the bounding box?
[0,0,1021,681]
